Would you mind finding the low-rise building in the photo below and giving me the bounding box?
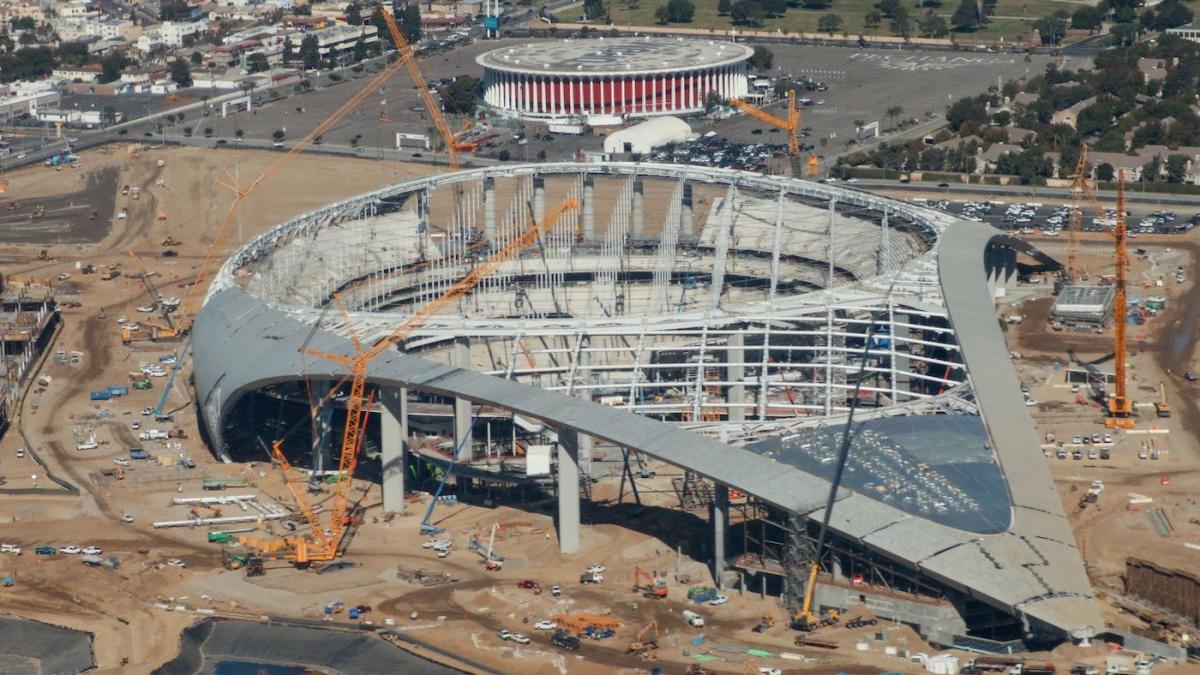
[0,90,59,122]
[159,19,209,47]
[1166,22,1200,42]
[1050,96,1096,129]
[52,64,103,83]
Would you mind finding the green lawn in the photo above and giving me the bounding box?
[553,0,1086,42]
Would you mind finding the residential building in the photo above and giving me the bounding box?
[159,19,208,47]
[977,143,1023,173]
[1137,58,1169,83]
[1050,96,1096,129]
[1166,22,1200,42]
[0,3,45,22]
[52,64,103,82]
[286,23,377,62]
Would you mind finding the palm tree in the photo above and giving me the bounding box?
[886,106,904,131]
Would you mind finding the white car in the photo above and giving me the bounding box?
[120,513,134,523]
[422,539,452,549]
[142,408,154,416]
[759,669,782,675]
[1,543,21,555]
[16,448,24,459]
[126,323,140,331]
[497,629,513,640]
[60,545,81,554]
[81,546,102,556]
[114,458,129,466]
[709,594,730,606]
[167,558,187,568]
[132,421,141,430]
[116,316,128,324]
[585,564,607,574]
[77,439,98,451]
[136,306,156,313]
[511,633,531,644]
[534,620,557,631]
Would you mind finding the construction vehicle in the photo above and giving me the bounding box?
[1155,381,1169,417]
[469,523,503,570]
[244,555,265,576]
[752,614,774,633]
[730,90,800,157]
[687,586,717,603]
[1106,171,1134,428]
[253,199,579,565]
[632,566,668,598]
[625,620,659,655]
[551,630,581,650]
[418,463,455,536]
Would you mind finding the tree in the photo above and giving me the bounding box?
[247,52,270,73]
[1110,22,1139,46]
[704,91,724,113]
[1034,15,1066,44]
[203,126,213,137]
[57,41,89,66]
[992,110,1012,126]
[1096,162,1115,181]
[1071,6,1103,31]
[1166,154,1188,183]
[951,0,982,31]
[299,34,320,70]
[886,105,904,129]
[169,58,191,86]
[802,0,833,8]
[748,45,774,71]
[1152,0,1193,29]
[890,6,913,36]
[9,16,35,31]
[920,11,948,36]
[273,129,285,141]
[761,0,788,16]
[718,0,732,14]
[101,105,117,126]
[818,13,843,34]
[282,36,294,64]
[99,51,129,83]
[498,149,511,161]
[401,3,423,40]
[440,75,480,114]
[879,0,903,18]
[166,113,177,125]
[666,0,696,21]
[731,0,765,26]
[654,3,670,23]
[583,0,606,20]
[865,9,882,26]
[235,129,244,141]
[346,1,363,25]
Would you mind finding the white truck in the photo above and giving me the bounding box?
[681,609,704,628]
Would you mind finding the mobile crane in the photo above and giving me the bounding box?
[257,199,580,565]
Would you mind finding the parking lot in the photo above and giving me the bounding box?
[909,197,1200,237]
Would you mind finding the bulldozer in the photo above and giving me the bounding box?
[752,614,774,633]
[625,619,659,655]
[632,566,668,599]
[789,562,840,631]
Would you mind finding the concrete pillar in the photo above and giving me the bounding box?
[712,483,729,589]
[632,177,645,236]
[680,181,693,237]
[380,387,408,514]
[557,429,582,555]
[727,331,745,422]
[533,174,546,225]
[582,175,595,240]
[417,188,430,236]
[484,176,497,240]
[311,381,333,474]
[453,338,473,461]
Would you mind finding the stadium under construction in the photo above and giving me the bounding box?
[191,162,1102,649]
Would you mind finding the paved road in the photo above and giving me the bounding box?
[848,179,1200,208]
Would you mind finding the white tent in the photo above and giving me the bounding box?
[604,116,693,155]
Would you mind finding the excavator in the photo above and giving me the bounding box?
[626,620,659,655]
[632,566,668,598]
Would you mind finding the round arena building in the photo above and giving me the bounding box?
[477,37,753,119]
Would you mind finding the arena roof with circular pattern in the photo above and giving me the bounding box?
[475,37,754,76]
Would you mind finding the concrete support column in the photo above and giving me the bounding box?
[453,338,474,461]
[533,174,546,225]
[632,177,645,235]
[680,180,693,237]
[582,175,595,240]
[380,387,408,514]
[311,381,333,474]
[727,331,745,422]
[557,429,582,555]
[483,176,496,240]
[712,483,729,589]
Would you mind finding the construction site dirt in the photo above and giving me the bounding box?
[1,142,1196,675]
[0,165,120,244]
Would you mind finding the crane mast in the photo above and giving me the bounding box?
[1107,171,1134,427]
[729,89,800,157]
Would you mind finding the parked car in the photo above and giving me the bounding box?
[81,546,102,556]
[709,594,730,606]
[534,620,557,631]
[34,546,56,555]
[167,558,187,568]
[497,629,513,641]
[60,545,81,554]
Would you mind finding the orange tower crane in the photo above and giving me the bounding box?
[1106,170,1133,427]
[263,198,581,564]
[730,89,800,157]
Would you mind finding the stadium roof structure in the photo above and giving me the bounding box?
[192,163,1099,642]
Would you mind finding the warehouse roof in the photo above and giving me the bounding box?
[603,116,693,155]
[476,37,753,77]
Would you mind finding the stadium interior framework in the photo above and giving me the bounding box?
[193,163,1102,650]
